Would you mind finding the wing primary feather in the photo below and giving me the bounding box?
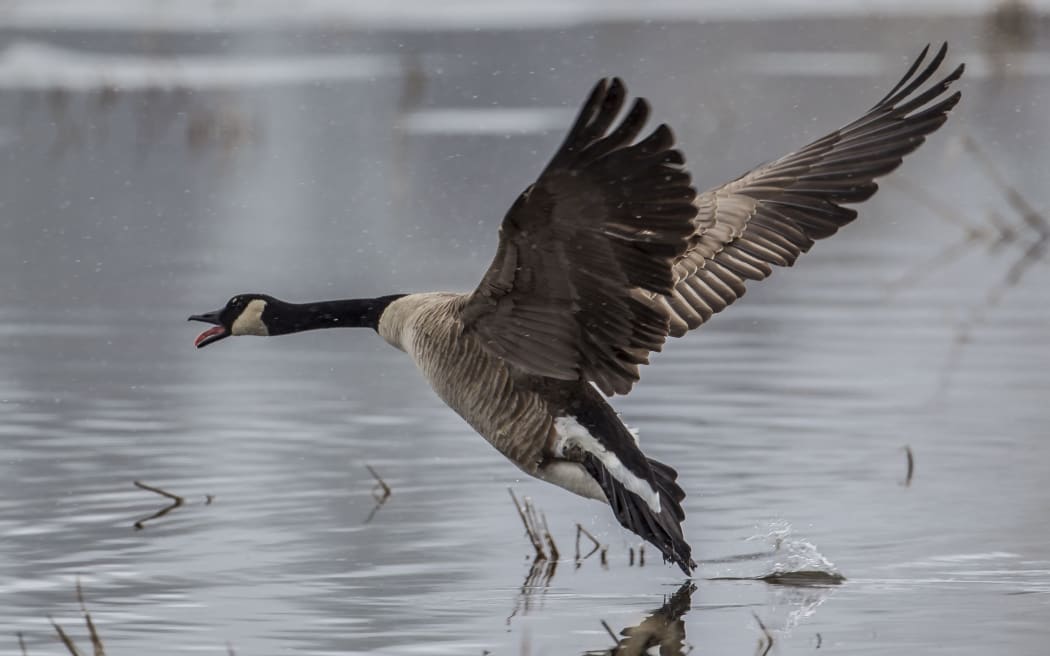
[870,43,933,109]
[559,79,608,147]
[570,78,628,155]
[581,97,651,164]
[879,42,947,109]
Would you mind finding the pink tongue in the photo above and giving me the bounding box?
[194,326,226,347]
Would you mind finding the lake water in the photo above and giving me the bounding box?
[1,6,1048,655]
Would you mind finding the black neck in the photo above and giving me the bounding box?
[265,294,406,335]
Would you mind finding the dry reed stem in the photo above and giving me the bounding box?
[600,619,618,644]
[574,523,602,563]
[508,489,545,559]
[47,578,106,656]
[28,581,243,656]
[48,617,82,656]
[524,499,542,544]
[75,579,104,656]
[538,511,559,561]
[541,556,558,587]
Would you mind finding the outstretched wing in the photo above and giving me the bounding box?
[654,43,964,337]
[462,78,699,395]
[464,44,963,396]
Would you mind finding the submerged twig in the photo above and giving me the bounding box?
[363,501,385,524]
[752,612,774,656]
[365,464,391,502]
[903,446,915,487]
[132,480,185,530]
[364,464,392,523]
[17,632,27,656]
[709,570,846,586]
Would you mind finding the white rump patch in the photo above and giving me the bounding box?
[231,299,268,336]
[553,416,661,514]
[536,461,607,504]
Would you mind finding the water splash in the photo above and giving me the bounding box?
[704,520,846,585]
[748,520,845,586]
[743,522,842,638]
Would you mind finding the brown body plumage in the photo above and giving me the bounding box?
[379,292,558,471]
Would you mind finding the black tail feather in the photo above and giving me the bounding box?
[583,453,695,575]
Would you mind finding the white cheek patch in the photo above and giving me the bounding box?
[231,299,269,336]
[553,416,661,514]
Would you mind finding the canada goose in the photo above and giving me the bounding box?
[190,44,963,575]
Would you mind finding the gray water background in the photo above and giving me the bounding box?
[0,6,1048,655]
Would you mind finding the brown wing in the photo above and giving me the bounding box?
[656,43,965,336]
[462,78,699,395]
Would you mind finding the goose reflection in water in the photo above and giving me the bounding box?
[583,581,695,656]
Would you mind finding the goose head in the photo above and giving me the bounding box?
[189,293,274,348]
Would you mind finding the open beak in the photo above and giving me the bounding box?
[188,309,228,348]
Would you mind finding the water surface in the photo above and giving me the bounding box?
[0,9,1048,655]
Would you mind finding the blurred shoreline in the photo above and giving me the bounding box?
[2,0,1049,32]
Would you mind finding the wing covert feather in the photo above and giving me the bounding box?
[463,78,698,395]
[465,44,963,395]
